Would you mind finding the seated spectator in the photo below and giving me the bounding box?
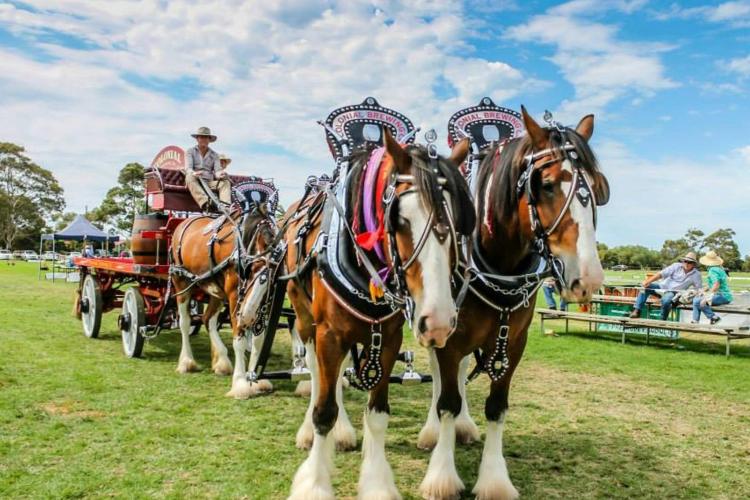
[692,250,733,324]
[630,252,702,320]
[542,278,567,311]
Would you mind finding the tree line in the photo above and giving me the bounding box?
[1,141,144,250]
[2,140,749,271]
[599,227,748,271]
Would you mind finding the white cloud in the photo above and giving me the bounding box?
[595,140,750,254]
[504,1,676,122]
[0,0,542,213]
[653,1,750,28]
[723,54,750,77]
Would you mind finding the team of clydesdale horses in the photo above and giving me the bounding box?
[169,107,607,499]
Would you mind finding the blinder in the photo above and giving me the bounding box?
[591,170,610,206]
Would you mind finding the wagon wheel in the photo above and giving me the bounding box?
[189,299,203,337]
[80,275,102,339]
[119,287,146,358]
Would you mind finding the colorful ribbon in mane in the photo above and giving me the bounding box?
[354,147,393,300]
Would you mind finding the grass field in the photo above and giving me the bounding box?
[2,262,750,499]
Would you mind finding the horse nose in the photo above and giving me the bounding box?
[569,278,596,303]
[416,311,457,348]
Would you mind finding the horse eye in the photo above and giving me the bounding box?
[541,181,555,194]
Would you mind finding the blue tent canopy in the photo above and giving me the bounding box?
[43,214,111,242]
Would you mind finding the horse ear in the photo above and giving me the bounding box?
[448,137,470,167]
[383,127,411,174]
[575,114,594,142]
[521,105,548,150]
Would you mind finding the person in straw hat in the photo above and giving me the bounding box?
[630,251,702,320]
[692,250,732,324]
[184,126,231,211]
[219,154,232,171]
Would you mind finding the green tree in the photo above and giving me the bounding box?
[91,162,145,233]
[702,228,742,270]
[0,142,65,249]
[660,228,706,266]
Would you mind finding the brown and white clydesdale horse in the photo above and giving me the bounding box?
[284,130,474,499]
[169,198,277,399]
[418,108,609,499]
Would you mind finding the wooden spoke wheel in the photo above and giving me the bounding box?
[80,275,102,339]
[119,287,146,358]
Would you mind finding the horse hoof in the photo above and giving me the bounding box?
[176,358,199,374]
[255,379,273,393]
[417,424,438,451]
[290,457,335,500]
[455,417,480,445]
[358,489,401,500]
[333,420,357,451]
[295,380,312,397]
[225,380,260,400]
[419,472,464,500]
[296,422,314,450]
[473,477,519,500]
[212,358,233,376]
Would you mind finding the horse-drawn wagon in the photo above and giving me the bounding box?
[73,145,277,358]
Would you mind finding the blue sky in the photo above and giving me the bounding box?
[1,0,749,253]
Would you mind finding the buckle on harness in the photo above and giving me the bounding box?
[499,324,509,339]
[371,323,382,349]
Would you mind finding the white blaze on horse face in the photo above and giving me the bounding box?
[558,160,604,300]
[399,192,456,348]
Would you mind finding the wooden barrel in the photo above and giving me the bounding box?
[131,213,169,265]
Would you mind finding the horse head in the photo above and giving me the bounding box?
[514,106,608,302]
[381,129,474,348]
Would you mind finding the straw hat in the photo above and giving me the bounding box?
[219,154,232,165]
[679,251,698,264]
[191,126,217,142]
[699,250,723,267]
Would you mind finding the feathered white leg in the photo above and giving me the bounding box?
[455,355,479,444]
[358,409,400,500]
[473,414,519,500]
[417,349,440,450]
[419,412,464,499]
[176,300,199,373]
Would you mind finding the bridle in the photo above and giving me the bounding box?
[516,127,605,289]
[377,145,468,326]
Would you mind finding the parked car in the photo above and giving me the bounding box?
[0,249,12,260]
[611,264,629,271]
[41,251,60,261]
[21,250,40,261]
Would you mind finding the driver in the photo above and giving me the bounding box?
[184,127,231,211]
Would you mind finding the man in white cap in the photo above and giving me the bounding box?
[629,251,702,320]
[184,126,231,211]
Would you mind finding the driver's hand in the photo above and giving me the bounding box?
[641,280,649,288]
[215,170,227,180]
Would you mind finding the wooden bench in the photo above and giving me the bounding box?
[591,294,750,315]
[537,308,750,357]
